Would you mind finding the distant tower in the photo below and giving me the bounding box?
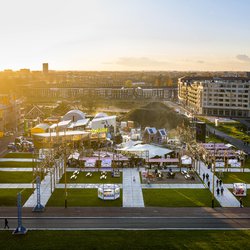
[43,63,49,74]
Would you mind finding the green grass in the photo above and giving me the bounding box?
[59,171,122,184]
[198,117,250,142]
[143,189,220,207]
[206,133,224,143]
[47,189,122,207]
[0,161,34,168]
[0,189,34,206]
[217,172,250,184]
[1,230,250,250]
[0,172,36,183]
[3,153,34,158]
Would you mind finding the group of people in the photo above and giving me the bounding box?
[202,173,224,195]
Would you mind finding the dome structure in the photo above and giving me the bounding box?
[62,110,85,122]
[94,112,108,119]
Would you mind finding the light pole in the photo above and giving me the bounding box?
[64,146,68,208]
[211,143,215,208]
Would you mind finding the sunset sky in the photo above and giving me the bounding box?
[1,0,250,71]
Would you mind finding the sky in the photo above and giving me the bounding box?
[0,0,250,71]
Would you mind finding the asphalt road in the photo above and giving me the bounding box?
[2,216,250,230]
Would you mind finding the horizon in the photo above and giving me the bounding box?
[1,0,250,71]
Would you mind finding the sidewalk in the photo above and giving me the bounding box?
[56,183,122,188]
[199,161,240,207]
[0,184,33,188]
[122,168,144,208]
[23,173,54,208]
[0,168,32,172]
[142,184,205,189]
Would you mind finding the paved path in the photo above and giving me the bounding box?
[216,168,250,172]
[0,168,32,171]
[56,183,122,188]
[0,184,33,189]
[141,183,205,189]
[122,168,144,207]
[199,161,240,207]
[0,158,41,162]
[23,173,54,208]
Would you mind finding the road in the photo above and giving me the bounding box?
[2,216,250,230]
[1,207,250,230]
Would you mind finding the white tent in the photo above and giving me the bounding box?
[117,143,172,158]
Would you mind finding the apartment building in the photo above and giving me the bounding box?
[22,86,178,100]
[178,77,250,117]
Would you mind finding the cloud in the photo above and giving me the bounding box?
[116,57,170,68]
[236,54,250,63]
[197,60,204,64]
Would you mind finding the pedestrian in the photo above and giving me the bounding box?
[219,179,222,186]
[202,173,205,181]
[206,173,209,181]
[207,181,210,189]
[216,187,220,195]
[4,218,9,229]
[133,176,135,182]
[221,186,224,195]
[239,198,243,208]
[216,179,219,187]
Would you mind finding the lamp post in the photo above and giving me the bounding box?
[211,143,216,208]
[64,146,68,208]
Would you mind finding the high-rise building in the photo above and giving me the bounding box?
[43,63,49,74]
[178,76,250,118]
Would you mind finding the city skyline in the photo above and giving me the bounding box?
[1,0,250,71]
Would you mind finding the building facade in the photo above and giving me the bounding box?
[21,86,178,100]
[178,77,250,117]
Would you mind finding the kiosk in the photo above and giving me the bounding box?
[233,183,247,196]
[98,184,120,200]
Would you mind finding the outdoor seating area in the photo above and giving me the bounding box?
[141,169,200,184]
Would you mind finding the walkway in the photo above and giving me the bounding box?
[56,183,122,189]
[23,173,54,208]
[199,161,240,207]
[141,184,205,189]
[0,184,33,189]
[0,168,32,172]
[122,168,144,208]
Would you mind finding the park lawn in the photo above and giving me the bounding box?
[1,230,250,250]
[143,189,220,207]
[3,152,33,158]
[205,133,224,143]
[217,172,250,184]
[47,189,122,207]
[0,172,36,183]
[0,161,34,168]
[0,188,34,206]
[59,171,122,184]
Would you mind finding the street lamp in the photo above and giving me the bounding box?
[211,142,216,208]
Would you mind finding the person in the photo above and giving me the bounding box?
[216,179,219,187]
[221,186,224,195]
[239,198,243,208]
[4,218,9,229]
[206,173,209,181]
[219,179,222,186]
[202,173,205,181]
[216,187,220,195]
[207,181,210,189]
[133,176,135,182]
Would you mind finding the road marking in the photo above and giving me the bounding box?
[1,228,250,231]
[2,216,250,219]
